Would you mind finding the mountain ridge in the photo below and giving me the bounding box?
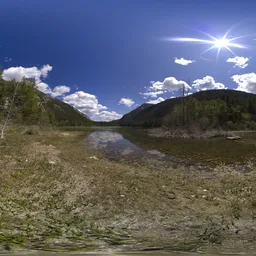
[119,89,256,130]
[0,77,93,127]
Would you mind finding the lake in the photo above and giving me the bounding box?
[86,127,256,168]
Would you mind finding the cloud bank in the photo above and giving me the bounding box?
[2,65,52,83]
[232,73,256,94]
[2,65,72,98]
[149,77,191,92]
[192,76,227,91]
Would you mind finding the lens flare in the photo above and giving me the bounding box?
[164,27,254,61]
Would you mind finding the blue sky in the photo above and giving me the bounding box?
[1,0,256,121]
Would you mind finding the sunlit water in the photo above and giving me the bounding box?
[86,127,256,168]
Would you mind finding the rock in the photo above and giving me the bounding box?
[167,192,176,199]
[49,160,56,165]
[89,156,99,160]
[226,136,242,140]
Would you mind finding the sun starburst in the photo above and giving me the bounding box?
[165,28,254,61]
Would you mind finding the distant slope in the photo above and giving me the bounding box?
[119,90,256,129]
[0,78,93,126]
[38,92,93,126]
[119,103,154,125]
[120,99,181,126]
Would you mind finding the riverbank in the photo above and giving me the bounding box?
[147,127,256,139]
[0,127,256,253]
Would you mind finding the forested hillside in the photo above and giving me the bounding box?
[119,103,153,125]
[0,76,93,127]
[119,90,256,131]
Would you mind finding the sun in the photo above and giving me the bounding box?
[214,39,229,48]
[164,27,253,61]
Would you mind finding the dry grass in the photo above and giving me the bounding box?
[0,128,256,253]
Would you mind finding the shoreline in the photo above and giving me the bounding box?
[147,127,256,139]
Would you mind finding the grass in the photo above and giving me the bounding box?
[0,127,256,253]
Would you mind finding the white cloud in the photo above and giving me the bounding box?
[141,90,165,98]
[119,98,135,107]
[141,77,190,100]
[231,73,256,94]
[147,97,165,104]
[93,111,122,121]
[51,85,71,97]
[63,91,122,121]
[63,91,106,114]
[149,77,191,92]
[2,65,52,82]
[2,65,54,94]
[174,57,195,66]
[36,82,52,94]
[192,76,226,91]
[227,56,249,69]
[40,64,53,78]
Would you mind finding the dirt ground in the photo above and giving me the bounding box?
[0,128,256,253]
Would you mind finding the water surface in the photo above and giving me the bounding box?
[86,127,256,168]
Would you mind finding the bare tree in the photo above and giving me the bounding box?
[186,79,191,129]
[0,82,19,139]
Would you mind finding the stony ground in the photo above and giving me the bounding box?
[0,127,256,253]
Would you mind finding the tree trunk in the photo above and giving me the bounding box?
[0,82,19,139]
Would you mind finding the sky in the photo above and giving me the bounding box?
[1,0,256,121]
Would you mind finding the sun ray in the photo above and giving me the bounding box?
[229,33,256,42]
[200,54,212,61]
[166,37,213,44]
[216,47,221,62]
[228,42,247,48]
[224,46,236,56]
[164,26,253,61]
[194,28,218,41]
[222,25,236,40]
[201,45,216,56]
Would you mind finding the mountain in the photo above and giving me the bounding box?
[119,90,256,130]
[0,77,93,127]
[119,103,153,125]
[38,92,93,126]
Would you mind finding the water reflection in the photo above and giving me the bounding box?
[87,131,123,149]
[147,149,166,158]
[86,129,167,163]
[86,128,256,167]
